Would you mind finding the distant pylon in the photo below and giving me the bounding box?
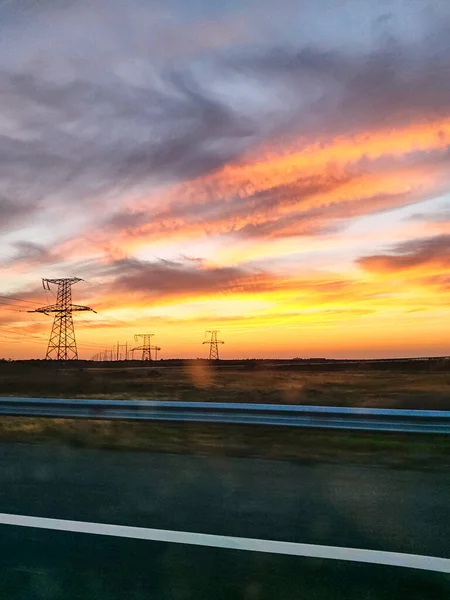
[133,334,154,360]
[203,330,224,360]
[150,345,161,360]
[29,278,95,360]
[116,342,129,361]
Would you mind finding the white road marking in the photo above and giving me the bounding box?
[0,512,449,574]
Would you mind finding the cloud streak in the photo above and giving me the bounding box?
[358,234,450,273]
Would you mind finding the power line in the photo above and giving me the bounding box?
[0,328,106,351]
[0,294,38,307]
[0,301,25,310]
[94,311,138,332]
[0,326,48,343]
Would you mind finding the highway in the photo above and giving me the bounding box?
[1,397,450,433]
[0,444,449,598]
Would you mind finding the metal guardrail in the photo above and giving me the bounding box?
[0,397,449,433]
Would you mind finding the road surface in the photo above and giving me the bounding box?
[0,444,449,598]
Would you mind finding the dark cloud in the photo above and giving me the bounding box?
[0,197,32,231]
[357,234,450,272]
[106,210,150,231]
[101,257,271,300]
[101,256,377,307]
[9,241,57,265]
[223,22,450,139]
[0,69,256,210]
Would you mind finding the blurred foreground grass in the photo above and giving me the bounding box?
[1,417,449,469]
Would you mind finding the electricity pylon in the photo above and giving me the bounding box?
[29,278,95,360]
[133,334,154,360]
[150,345,161,360]
[203,330,224,360]
[116,342,129,361]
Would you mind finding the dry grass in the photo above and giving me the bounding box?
[1,362,449,408]
[0,362,448,467]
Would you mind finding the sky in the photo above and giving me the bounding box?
[0,0,449,360]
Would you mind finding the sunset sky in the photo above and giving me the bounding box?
[1,0,449,360]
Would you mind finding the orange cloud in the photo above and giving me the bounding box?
[92,117,450,258]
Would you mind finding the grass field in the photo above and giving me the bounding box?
[0,361,449,467]
[0,361,449,409]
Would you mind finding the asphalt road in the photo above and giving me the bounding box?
[0,444,449,599]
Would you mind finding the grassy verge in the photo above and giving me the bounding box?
[1,416,449,469]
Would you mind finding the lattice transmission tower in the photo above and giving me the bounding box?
[150,345,161,360]
[133,334,154,360]
[203,330,224,360]
[29,278,95,360]
[116,342,129,361]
